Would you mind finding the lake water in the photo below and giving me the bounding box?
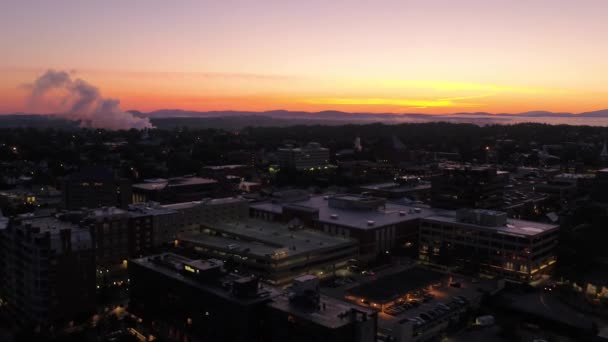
[391,115,608,126]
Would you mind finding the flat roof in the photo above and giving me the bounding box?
[133,176,217,191]
[179,219,356,258]
[131,253,280,304]
[18,215,92,251]
[203,164,248,170]
[423,214,558,237]
[89,207,129,218]
[252,195,446,230]
[360,182,431,192]
[348,267,446,304]
[162,197,247,211]
[268,293,375,329]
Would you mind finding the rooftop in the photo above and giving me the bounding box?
[423,214,558,237]
[131,253,279,304]
[360,181,431,193]
[252,195,447,230]
[133,176,217,191]
[203,164,248,170]
[89,207,129,219]
[17,214,92,251]
[162,197,247,211]
[347,267,446,304]
[128,202,177,217]
[178,219,356,259]
[268,293,375,329]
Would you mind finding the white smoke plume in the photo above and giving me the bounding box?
[26,70,153,130]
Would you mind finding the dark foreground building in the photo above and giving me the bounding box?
[128,253,279,342]
[0,213,96,328]
[265,275,378,342]
[431,166,507,210]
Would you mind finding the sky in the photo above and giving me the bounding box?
[1,0,607,115]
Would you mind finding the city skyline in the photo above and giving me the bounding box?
[1,0,608,115]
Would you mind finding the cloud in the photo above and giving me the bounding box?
[25,69,153,130]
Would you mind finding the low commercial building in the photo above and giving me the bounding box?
[266,275,377,342]
[132,176,219,204]
[419,209,559,282]
[345,267,447,310]
[163,197,249,234]
[251,194,444,261]
[177,219,358,286]
[128,253,280,342]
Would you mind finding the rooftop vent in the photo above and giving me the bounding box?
[330,214,339,220]
[399,211,406,216]
[367,220,375,226]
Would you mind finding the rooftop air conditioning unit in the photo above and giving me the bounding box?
[330,214,339,220]
[367,220,375,226]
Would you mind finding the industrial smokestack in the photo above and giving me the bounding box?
[25,69,153,130]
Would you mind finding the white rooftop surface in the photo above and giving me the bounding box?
[251,195,447,230]
[133,177,217,191]
[162,197,247,211]
[423,214,558,237]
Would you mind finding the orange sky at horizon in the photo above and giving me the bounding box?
[1,1,607,115]
[1,67,606,115]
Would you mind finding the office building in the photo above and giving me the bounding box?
[277,142,330,170]
[177,218,358,286]
[128,253,279,342]
[419,209,558,282]
[431,166,508,209]
[62,167,131,210]
[0,213,95,327]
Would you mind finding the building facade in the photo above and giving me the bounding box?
[62,167,131,210]
[419,209,558,282]
[277,142,330,170]
[0,214,96,327]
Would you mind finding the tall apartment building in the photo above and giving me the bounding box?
[84,207,133,267]
[0,214,96,327]
[277,142,330,170]
[431,166,508,210]
[62,166,132,210]
[419,209,558,282]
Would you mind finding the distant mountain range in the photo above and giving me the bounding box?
[131,109,608,120]
[1,109,608,129]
